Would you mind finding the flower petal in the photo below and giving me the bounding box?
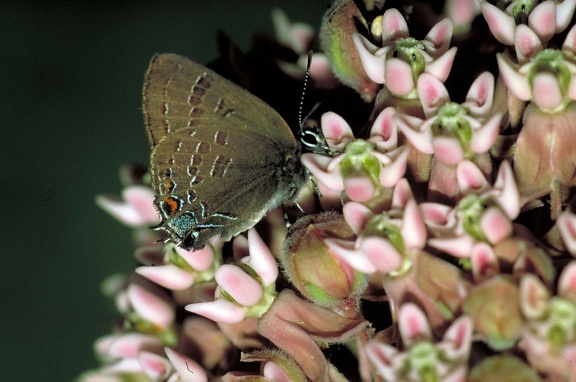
[398,303,432,345]
[528,1,556,43]
[514,24,542,63]
[185,299,247,324]
[481,2,516,45]
[496,54,531,101]
[385,58,415,96]
[136,265,195,290]
[243,228,279,286]
[360,236,404,273]
[165,347,207,382]
[381,8,409,41]
[215,264,263,307]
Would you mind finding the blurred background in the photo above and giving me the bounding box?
[0,1,327,380]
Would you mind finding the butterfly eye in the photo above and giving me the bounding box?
[298,125,333,156]
[180,231,199,250]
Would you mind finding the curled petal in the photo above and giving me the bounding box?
[464,72,495,117]
[360,236,404,273]
[165,347,207,382]
[480,206,513,244]
[343,201,374,234]
[401,199,427,249]
[272,8,314,54]
[481,2,516,45]
[556,0,576,32]
[353,33,385,84]
[425,18,453,54]
[429,235,475,258]
[492,161,520,219]
[321,111,354,151]
[528,1,556,43]
[421,202,455,229]
[471,242,499,281]
[370,107,398,151]
[381,8,409,41]
[95,186,159,227]
[136,265,195,290]
[326,238,377,274]
[378,146,409,187]
[563,24,576,53]
[101,358,143,374]
[398,303,432,345]
[445,0,480,31]
[496,54,531,101]
[396,114,434,154]
[418,72,450,117]
[301,153,344,191]
[470,113,502,154]
[365,342,398,381]
[392,178,415,210]
[441,315,473,361]
[515,24,542,63]
[185,299,246,324]
[215,264,263,307]
[457,161,489,194]
[425,47,457,82]
[520,273,550,320]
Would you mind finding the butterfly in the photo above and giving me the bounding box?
[142,53,307,250]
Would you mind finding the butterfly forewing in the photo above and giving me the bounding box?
[143,53,306,249]
[143,53,297,148]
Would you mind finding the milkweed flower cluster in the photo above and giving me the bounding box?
[81,1,576,381]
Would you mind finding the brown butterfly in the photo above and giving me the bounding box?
[142,53,306,250]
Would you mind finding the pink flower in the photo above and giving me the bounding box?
[520,263,576,380]
[397,72,500,164]
[423,161,519,258]
[366,303,472,381]
[353,8,457,98]
[481,0,576,46]
[185,229,279,324]
[497,25,576,112]
[302,110,408,203]
[327,180,425,275]
[397,71,501,201]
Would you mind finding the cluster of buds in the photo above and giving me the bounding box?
[81,1,576,381]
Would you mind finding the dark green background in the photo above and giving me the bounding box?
[1,1,327,380]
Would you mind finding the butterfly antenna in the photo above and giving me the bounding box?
[298,50,314,129]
